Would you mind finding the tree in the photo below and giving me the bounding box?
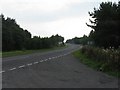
[2,14,32,51]
[2,14,65,51]
[87,1,120,48]
[66,35,88,45]
[50,34,64,47]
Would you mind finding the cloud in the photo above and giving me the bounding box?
[1,0,117,22]
[2,1,98,23]
[1,0,83,13]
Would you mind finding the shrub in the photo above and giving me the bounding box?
[81,46,120,72]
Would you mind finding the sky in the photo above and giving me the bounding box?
[0,0,118,41]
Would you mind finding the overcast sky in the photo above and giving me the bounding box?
[1,0,118,41]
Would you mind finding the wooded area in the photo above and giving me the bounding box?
[2,15,64,51]
[71,1,120,76]
[87,1,120,48]
[66,35,88,45]
[67,1,120,49]
[2,1,120,51]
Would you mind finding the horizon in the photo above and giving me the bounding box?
[1,0,118,41]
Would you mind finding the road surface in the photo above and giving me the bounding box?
[2,44,118,88]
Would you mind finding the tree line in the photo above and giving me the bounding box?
[66,35,89,45]
[1,15,64,51]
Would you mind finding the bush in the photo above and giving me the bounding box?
[81,46,120,72]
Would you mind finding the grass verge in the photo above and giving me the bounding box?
[2,45,67,58]
[73,50,120,78]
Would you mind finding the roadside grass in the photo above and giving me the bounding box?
[2,45,67,58]
[73,50,120,78]
[0,52,2,57]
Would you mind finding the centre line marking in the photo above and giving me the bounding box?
[57,56,60,58]
[64,54,67,56]
[44,59,48,61]
[27,63,32,66]
[2,52,70,73]
[49,58,51,59]
[54,56,57,58]
[34,62,38,64]
[9,68,16,71]
[18,65,25,68]
[40,60,43,62]
[0,71,5,73]
[59,55,62,57]
[51,57,56,59]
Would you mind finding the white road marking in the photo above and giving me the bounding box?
[59,55,63,57]
[49,58,51,60]
[44,59,48,61]
[51,57,56,59]
[9,68,16,71]
[33,62,39,64]
[3,53,70,73]
[63,54,67,56]
[40,60,44,62]
[57,56,60,58]
[27,63,32,66]
[55,56,58,58]
[0,70,5,73]
[18,65,25,68]
[66,53,70,55]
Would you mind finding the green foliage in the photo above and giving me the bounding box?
[73,47,120,77]
[1,14,64,51]
[2,14,31,51]
[87,1,120,48]
[2,45,67,57]
[73,50,101,69]
[66,35,89,45]
[80,46,119,74]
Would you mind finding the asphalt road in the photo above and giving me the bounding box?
[2,44,118,88]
